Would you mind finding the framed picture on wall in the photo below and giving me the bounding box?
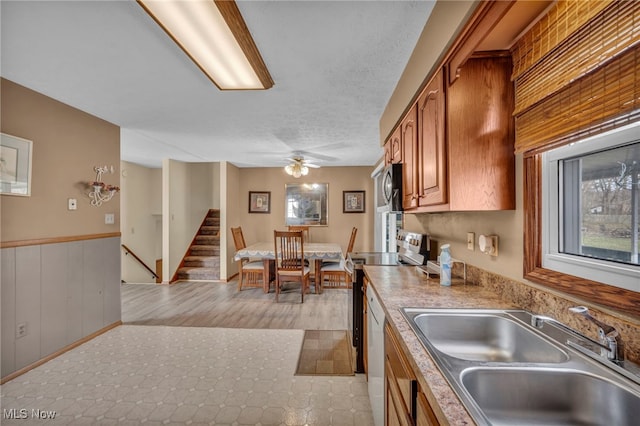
[249,191,271,213]
[0,133,33,196]
[343,190,365,213]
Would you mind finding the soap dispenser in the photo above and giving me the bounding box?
[439,244,452,286]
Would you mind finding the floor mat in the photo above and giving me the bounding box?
[295,330,354,376]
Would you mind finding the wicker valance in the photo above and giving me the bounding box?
[512,0,640,154]
[515,45,640,155]
[511,0,612,83]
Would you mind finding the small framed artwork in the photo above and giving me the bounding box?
[1,133,33,196]
[249,191,271,213]
[343,190,365,213]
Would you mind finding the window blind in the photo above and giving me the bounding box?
[512,0,640,154]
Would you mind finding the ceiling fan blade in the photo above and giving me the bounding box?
[305,163,320,168]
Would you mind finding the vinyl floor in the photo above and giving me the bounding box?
[1,281,373,425]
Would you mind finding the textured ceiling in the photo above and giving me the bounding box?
[1,0,435,169]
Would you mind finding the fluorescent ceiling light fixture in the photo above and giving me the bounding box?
[138,0,273,90]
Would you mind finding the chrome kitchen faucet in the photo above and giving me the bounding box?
[570,306,625,366]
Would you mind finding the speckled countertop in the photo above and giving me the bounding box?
[363,265,517,425]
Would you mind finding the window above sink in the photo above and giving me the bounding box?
[542,122,640,293]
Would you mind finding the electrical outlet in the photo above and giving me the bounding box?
[16,322,27,338]
[467,232,475,251]
[68,198,77,210]
[105,213,115,225]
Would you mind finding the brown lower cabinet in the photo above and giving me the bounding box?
[385,323,440,426]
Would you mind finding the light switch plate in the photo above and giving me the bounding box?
[68,198,77,210]
[467,232,475,251]
[105,213,115,225]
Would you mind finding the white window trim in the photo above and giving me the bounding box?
[542,122,640,293]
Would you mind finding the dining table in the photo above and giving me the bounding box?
[233,242,344,294]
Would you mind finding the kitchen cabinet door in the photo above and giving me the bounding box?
[401,105,418,209]
[385,127,403,166]
[417,69,447,207]
[391,128,402,164]
[416,390,440,426]
[385,323,417,425]
[384,139,392,166]
[446,56,515,211]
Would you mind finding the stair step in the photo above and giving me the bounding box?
[195,235,220,245]
[177,267,220,281]
[184,256,220,267]
[190,245,220,256]
[174,210,221,283]
[199,226,219,235]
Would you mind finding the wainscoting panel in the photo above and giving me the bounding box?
[1,248,16,376]
[83,239,106,336]
[15,245,42,371]
[103,237,122,326]
[67,241,85,345]
[0,236,121,379]
[41,243,70,358]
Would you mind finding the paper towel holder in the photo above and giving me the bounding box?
[479,234,498,256]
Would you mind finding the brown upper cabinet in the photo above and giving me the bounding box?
[445,54,514,211]
[384,126,403,166]
[416,68,447,208]
[384,0,532,212]
[397,53,515,212]
[401,105,418,208]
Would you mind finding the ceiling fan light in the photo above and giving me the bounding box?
[301,166,309,176]
[285,164,294,175]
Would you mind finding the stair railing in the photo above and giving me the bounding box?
[121,244,160,280]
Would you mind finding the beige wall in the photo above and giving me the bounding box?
[162,159,217,282]
[404,155,524,281]
[223,162,241,279]
[1,79,122,378]
[226,165,375,280]
[120,161,161,283]
[1,79,120,242]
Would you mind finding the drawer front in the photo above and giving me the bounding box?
[386,358,413,426]
[385,323,417,420]
[416,390,440,426]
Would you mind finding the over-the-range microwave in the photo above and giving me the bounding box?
[379,163,403,212]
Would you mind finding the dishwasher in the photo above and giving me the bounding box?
[366,285,385,426]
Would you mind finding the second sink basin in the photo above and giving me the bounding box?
[411,311,568,363]
[461,367,640,426]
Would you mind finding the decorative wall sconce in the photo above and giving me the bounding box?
[89,165,119,207]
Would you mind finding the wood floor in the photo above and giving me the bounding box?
[121,280,349,330]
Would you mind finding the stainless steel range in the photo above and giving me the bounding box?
[347,229,430,373]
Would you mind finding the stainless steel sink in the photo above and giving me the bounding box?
[401,308,640,426]
[412,313,568,363]
[461,367,640,426]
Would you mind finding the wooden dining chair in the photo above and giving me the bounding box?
[287,225,310,243]
[231,226,267,291]
[320,227,358,289]
[273,230,311,302]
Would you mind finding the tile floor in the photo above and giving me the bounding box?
[1,326,373,425]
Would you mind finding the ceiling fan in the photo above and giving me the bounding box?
[285,156,320,178]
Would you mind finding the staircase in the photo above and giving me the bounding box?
[176,209,221,281]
